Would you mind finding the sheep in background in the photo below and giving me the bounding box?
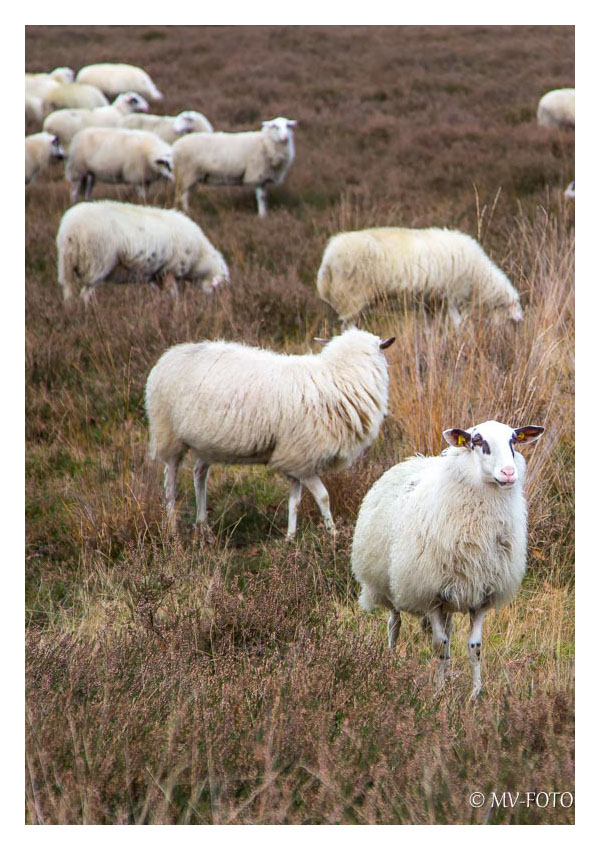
[122,110,213,144]
[351,420,545,697]
[25,94,44,128]
[173,116,297,216]
[42,82,109,114]
[25,132,65,184]
[25,67,75,99]
[66,127,173,202]
[537,88,575,128]
[145,329,395,539]
[57,200,229,305]
[316,227,523,327]
[76,63,163,102]
[564,180,575,200]
[43,92,150,151]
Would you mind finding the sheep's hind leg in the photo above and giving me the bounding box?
[285,478,303,540]
[387,610,401,649]
[429,607,451,690]
[164,451,184,533]
[468,605,489,699]
[301,474,335,537]
[255,186,268,218]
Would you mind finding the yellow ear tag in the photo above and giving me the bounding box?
[457,434,466,446]
[517,432,526,440]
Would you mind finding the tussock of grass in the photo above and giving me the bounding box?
[26,25,574,824]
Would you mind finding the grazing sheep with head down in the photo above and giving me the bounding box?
[173,116,297,216]
[351,419,545,697]
[317,227,523,327]
[42,82,109,113]
[43,92,150,151]
[66,127,174,202]
[122,110,213,144]
[145,329,395,539]
[76,63,163,102]
[56,200,229,305]
[25,132,65,184]
[537,88,575,128]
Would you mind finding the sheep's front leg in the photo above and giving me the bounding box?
[468,605,488,698]
[285,478,303,540]
[163,272,179,300]
[80,286,96,308]
[84,173,95,200]
[429,607,451,689]
[448,301,463,326]
[192,459,210,526]
[301,474,335,536]
[255,186,268,218]
[387,610,401,649]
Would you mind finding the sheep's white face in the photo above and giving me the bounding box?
[262,116,297,144]
[173,111,199,135]
[509,300,524,322]
[154,154,174,180]
[50,135,65,160]
[52,67,75,84]
[120,92,149,113]
[443,419,544,488]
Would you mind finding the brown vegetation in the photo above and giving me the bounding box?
[26,25,574,824]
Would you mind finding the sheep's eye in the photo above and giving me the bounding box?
[472,434,482,446]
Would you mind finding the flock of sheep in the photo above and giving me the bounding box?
[25,59,573,697]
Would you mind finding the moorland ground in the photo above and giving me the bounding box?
[25,25,574,824]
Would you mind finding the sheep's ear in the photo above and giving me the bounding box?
[513,426,545,445]
[379,337,395,350]
[313,337,329,346]
[155,158,172,171]
[443,428,472,448]
[286,119,298,127]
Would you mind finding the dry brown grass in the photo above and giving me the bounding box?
[26,25,574,824]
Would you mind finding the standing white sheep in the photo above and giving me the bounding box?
[76,63,163,102]
[537,88,575,128]
[42,82,109,113]
[25,132,65,184]
[43,92,150,150]
[121,110,213,144]
[145,329,395,539]
[316,227,524,327]
[173,116,297,216]
[66,127,174,202]
[56,200,229,305]
[351,420,545,696]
